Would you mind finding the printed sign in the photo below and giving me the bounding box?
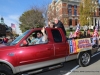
[68,38,92,54]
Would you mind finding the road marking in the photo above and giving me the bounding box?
[64,65,79,75]
[64,52,100,75]
[91,51,100,57]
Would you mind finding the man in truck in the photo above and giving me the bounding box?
[54,18,66,36]
[31,27,48,44]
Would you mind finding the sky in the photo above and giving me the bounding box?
[0,0,100,34]
[0,0,52,34]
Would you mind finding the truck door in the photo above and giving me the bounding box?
[17,30,54,68]
[51,29,67,58]
[18,44,54,64]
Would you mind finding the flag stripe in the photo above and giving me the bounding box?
[11,23,15,28]
[93,22,99,37]
[73,24,80,37]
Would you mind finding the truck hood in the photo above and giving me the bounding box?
[0,44,16,51]
[0,44,6,47]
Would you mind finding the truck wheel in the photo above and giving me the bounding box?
[78,52,91,67]
[0,65,13,75]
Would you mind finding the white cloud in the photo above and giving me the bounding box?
[8,15,19,21]
[1,15,22,34]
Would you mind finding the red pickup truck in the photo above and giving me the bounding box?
[0,28,94,75]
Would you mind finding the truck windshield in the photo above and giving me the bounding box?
[10,30,30,46]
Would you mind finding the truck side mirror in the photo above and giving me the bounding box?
[20,40,28,46]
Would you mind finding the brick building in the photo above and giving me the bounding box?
[0,17,13,37]
[0,24,6,37]
[47,0,100,28]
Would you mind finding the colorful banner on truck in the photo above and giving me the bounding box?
[68,38,92,54]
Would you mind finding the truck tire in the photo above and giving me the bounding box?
[0,64,13,75]
[78,52,91,67]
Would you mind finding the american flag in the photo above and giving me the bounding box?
[11,23,16,28]
[73,24,80,37]
[93,23,99,37]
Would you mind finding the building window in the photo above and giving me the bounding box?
[68,5,72,9]
[74,10,77,16]
[99,12,100,16]
[74,5,77,9]
[75,19,77,25]
[68,9,72,15]
[69,19,72,26]
[68,4,72,16]
[95,18,96,26]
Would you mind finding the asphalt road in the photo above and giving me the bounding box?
[36,52,100,75]
[70,52,100,75]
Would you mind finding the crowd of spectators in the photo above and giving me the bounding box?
[0,36,14,45]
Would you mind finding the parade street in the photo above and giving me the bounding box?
[37,52,100,75]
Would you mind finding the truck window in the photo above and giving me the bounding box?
[10,30,30,45]
[27,30,48,45]
[51,29,62,43]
